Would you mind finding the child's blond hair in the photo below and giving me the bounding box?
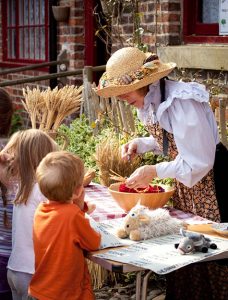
[3,129,58,204]
[36,151,84,203]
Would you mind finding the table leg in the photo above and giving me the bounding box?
[135,271,142,300]
[141,270,153,300]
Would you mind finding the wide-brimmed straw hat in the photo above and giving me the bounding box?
[95,47,176,98]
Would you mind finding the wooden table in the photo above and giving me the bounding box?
[85,184,228,300]
[88,238,228,300]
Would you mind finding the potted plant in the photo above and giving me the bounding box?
[52,4,70,22]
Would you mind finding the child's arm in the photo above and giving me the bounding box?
[72,186,96,214]
[73,212,101,251]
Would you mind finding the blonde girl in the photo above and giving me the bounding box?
[3,129,58,300]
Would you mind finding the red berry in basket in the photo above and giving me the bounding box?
[118,183,165,193]
[119,183,135,193]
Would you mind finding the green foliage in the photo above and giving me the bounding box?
[59,115,123,180]
[10,109,24,134]
[59,115,98,170]
[58,114,173,185]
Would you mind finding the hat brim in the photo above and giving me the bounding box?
[95,62,176,98]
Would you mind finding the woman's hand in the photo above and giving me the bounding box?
[121,140,138,160]
[125,165,157,189]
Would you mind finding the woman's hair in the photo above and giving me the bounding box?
[36,151,84,203]
[0,88,13,136]
[4,129,59,205]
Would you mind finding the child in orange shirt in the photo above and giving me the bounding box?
[28,151,101,300]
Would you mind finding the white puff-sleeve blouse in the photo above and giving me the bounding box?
[137,80,220,188]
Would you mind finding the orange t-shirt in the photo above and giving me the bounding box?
[29,202,101,300]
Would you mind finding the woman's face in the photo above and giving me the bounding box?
[118,87,148,109]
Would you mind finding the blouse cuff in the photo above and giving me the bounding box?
[156,161,176,179]
[136,137,162,155]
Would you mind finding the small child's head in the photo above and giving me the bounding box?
[36,151,84,203]
[3,128,59,204]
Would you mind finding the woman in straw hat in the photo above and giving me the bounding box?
[96,47,228,300]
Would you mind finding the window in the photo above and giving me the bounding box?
[1,0,49,64]
[183,0,228,43]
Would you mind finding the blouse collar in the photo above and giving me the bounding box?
[137,81,160,123]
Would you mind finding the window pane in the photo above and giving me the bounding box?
[19,0,24,25]
[29,27,35,59]
[35,27,40,59]
[202,0,219,23]
[7,29,16,59]
[41,27,45,60]
[5,0,48,61]
[35,0,40,25]
[24,28,29,59]
[11,29,16,58]
[7,0,16,26]
[24,0,28,25]
[19,28,24,58]
[29,0,34,25]
[40,0,45,24]
[7,29,11,58]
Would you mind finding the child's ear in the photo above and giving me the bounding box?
[73,185,83,197]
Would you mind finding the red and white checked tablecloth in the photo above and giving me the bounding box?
[85,183,126,222]
[85,183,212,224]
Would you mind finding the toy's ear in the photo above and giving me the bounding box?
[135,201,142,208]
[138,215,150,224]
[180,228,187,236]
[210,243,217,250]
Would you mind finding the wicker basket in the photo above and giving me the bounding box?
[108,182,175,211]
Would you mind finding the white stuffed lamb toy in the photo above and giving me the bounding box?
[116,204,185,241]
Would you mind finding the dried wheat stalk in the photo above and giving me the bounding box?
[109,169,126,182]
[22,87,44,129]
[94,135,141,187]
[52,85,83,130]
[22,85,83,131]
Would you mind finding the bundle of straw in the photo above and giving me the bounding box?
[86,259,113,290]
[94,136,141,187]
[22,85,83,131]
[22,87,45,129]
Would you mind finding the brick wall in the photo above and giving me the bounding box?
[0,0,86,126]
[110,0,181,53]
[0,0,183,114]
[58,0,85,85]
